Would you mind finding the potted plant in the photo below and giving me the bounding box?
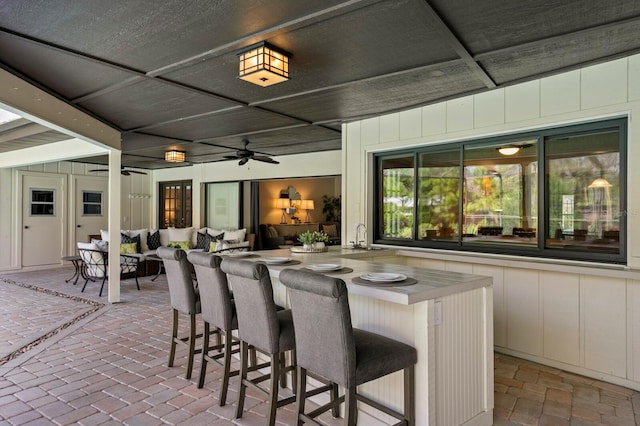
[298,230,329,250]
[322,195,341,222]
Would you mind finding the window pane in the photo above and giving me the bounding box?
[463,140,538,246]
[83,192,102,203]
[31,204,54,215]
[32,190,53,203]
[418,149,460,241]
[545,129,620,254]
[381,156,414,239]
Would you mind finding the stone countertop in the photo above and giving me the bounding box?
[235,246,492,305]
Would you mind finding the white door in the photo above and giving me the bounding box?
[22,174,65,267]
[74,177,108,245]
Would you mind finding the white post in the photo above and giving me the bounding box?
[107,149,122,303]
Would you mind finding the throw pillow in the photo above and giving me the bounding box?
[147,230,161,250]
[91,239,109,251]
[126,229,149,251]
[322,224,338,238]
[196,231,214,250]
[168,227,195,244]
[168,240,190,250]
[121,232,141,253]
[223,228,246,242]
[266,226,278,238]
[120,243,137,254]
[212,239,250,253]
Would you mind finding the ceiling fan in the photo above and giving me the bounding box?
[223,139,280,165]
[89,166,147,176]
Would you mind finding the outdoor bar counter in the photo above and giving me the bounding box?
[248,246,494,426]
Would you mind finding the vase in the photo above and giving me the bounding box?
[303,243,313,250]
[312,242,325,250]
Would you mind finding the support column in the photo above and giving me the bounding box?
[107,149,122,303]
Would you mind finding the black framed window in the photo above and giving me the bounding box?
[30,189,55,216]
[159,180,192,228]
[374,118,626,264]
[82,191,103,216]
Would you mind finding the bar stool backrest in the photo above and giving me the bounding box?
[157,246,198,314]
[220,258,280,354]
[187,251,233,330]
[279,269,355,387]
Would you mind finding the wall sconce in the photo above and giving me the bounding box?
[276,198,290,224]
[238,41,290,87]
[165,150,186,163]
[300,199,315,223]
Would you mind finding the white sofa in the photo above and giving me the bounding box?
[94,227,253,276]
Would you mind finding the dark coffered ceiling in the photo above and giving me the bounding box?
[1,0,640,169]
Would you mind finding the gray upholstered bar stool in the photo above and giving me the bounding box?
[279,268,417,425]
[157,246,208,380]
[188,251,248,406]
[220,258,297,426]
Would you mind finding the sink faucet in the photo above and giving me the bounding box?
[352,223,367,248]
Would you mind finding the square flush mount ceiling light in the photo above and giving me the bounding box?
[238,41,290,87]
[165,150,185,163]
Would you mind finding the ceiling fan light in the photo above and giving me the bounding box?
[165,150,185,163]
[238,41,290,87]
[497,146,521,156]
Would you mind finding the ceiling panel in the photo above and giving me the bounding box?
[77,78,240,130]
[261,62,484,123]
[0,32,137,100]
[481,20,640,84]
[147,108,305,141]
[430,0,640,54]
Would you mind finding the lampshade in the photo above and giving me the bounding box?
[165,150,185,163]
[588,177,612,188]
[238,41,290,87]
[497,146,520,156]
[275,198,290,209]
[300,199,315,210]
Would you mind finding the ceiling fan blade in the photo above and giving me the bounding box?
[122,171,130,176]
[223,155,240,160]
[89,169,109,172]
[252,156,279,164]
[238,158,249,166]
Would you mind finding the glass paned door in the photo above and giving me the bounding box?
[159,180,192,228]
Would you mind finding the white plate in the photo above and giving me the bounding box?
[305,263,342,272]
[359,273,407,282]
[262,256,291,264]
[222,251,253,258]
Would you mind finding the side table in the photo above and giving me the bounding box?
[145,254,164,281]
[62,255,85,285]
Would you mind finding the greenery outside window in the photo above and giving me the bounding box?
[374,118,626,264]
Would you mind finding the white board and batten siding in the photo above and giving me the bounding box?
[343,54,640,393]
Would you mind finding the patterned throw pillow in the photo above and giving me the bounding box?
[266,226,278,238]
[91,239,109,252]
[322,224,338,238]
[147,230,161,250]
[121,233,141,253]
[120,243,137,254]
[168,241,190,250]
[195,231,214,250]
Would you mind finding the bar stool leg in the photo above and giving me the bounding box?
[404,365,416,426]
[198,322,211,388]
[185,314,196,379]
[168,309,178,367]
[295,366,307,426]
[235,341,249,419]
[268,354,280,426]
[219,330,233,406]
[345,387,357,425]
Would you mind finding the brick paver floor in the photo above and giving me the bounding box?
[0,266,639,425]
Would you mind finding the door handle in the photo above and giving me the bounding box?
[24,226,29,229]
[77,225,82,228]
